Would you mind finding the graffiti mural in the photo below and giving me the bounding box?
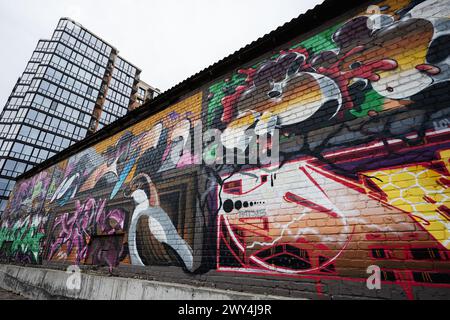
[42,93,204,271]
[47,197,127,267]
[1,0,450,299]
[205,0,450,296]
[0,170,54,263]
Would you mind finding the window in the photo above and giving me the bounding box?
[0,200,8,213]
[65,77,74,88]
[25,62,39,73]
[34,95,44,106]
[38,131,46,142]
[69,34,77,46]
[78,112,85,122]
[79,128,87,137]
[80,84,87,94]
[44,133,55,144]
[26,110,38,122]
[11,143,24,154]
[72,109,80,121]
[56,103,65,114]
[0,179,14,197]
[36,112,46,124]
[50,101,58,110]
[95,77,102,88]
[84,32,92,44]
[39,81,50,92]
[69,93,77,103]
[15,85,29,95]
[53,135,63,147]
[22,145,33,157]
[62,90,70,100]
[59,58,68,70]
[71,65,80,75]
[18,126,31,137]
[30,79,40,91]
[38,149,49,160]
[73,24,81,36]
[32,148,40,159]
[48,84,57,95]
[54,70,63,82]
[83,114,91,124]
[75,95,84,106]
[44,117,52,127]
[59,120,68,132]
[61,138,70,149]
[138,87,146,99]
[0,142,11,156]
[0,179,9,191]
[20,73,34,84]
[73,81,82,90]
[17,108,27,120]
[64,46,72,57]
[15,162,26,175]
[42,97,52,109]
[4,160,16,172]
[29,128,40,140]
[61,32,70,42]
[45,68,56,78]
[51,118,60,129]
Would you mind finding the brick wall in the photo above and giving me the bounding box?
[1,0,450,300]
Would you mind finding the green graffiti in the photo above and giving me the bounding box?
[31,180,43,201]
[203,143,219,163]
[47,181,57,199]
[349,89,385,118]
[206,73,249,128]
[0,225,44,262]
[293,24,342,54]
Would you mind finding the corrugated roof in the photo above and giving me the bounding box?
[19,0,371,180]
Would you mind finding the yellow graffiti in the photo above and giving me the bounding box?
[365,150,450,249]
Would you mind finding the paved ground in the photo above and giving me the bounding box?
[0,288,28,300]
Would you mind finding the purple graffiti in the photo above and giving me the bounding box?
[48,198,126,265]
[6,172,51,217]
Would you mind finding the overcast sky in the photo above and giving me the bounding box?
[0,0,324,111]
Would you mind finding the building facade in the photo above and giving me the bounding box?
[0,18,158,214]
[133,80,160,110]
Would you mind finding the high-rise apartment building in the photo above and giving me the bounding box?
[0,18,158,214]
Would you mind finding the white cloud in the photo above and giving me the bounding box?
[64,5,83,22]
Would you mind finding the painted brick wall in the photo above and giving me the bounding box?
[1,0,450,300]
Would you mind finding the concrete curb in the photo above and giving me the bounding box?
[0,264,298,300]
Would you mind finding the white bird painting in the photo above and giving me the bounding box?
[128,188,194,271]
